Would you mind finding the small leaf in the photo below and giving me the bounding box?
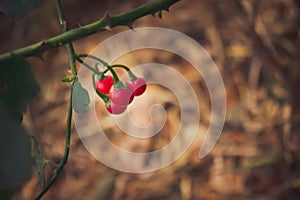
[0,57,40,115]
[62,76,75,83]
[0,0,40,20]
[72,80,90,113]
[0,104,33,189]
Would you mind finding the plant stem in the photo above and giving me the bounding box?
[35,1,77,199]
[75,57,101,75]
[85,55,118,83]
[105,64,137,81]
[77,54,120,86]
[109,64,130,71]
[55,0,77,75]
[77,54,109,67]
[92,74,110,104]
[0,0,180,61]
[35,82,74,200]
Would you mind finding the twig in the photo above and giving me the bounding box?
[55,0,77,75]
[34,0,76,199]
[0,0,180,61]
[35,82,74,199]
[75,56,100,75]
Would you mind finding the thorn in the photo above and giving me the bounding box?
[158,10,163,19]
[99,11,111,32]
[101,11,111,21]
[34,54,45,62]
[104,25,112,31]
[164,8,170,12]
[151,12,156,17]
[61,20,67,28]
[126,21,134,30]
[37,40,47,48]
[76,22,82,27]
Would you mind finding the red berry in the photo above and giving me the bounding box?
[130,78,147,96]
[106,102,127,114]
[96,76,114,94]
[109,82,134,106]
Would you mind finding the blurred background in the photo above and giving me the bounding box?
[1,0,300,199]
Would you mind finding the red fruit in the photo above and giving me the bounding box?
[96,76,114,94]
[109,82,134,106]
[106,103,127,114]
[130,78,147,96]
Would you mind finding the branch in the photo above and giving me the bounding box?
[35,83,74,200]
[0,0,180,61]
[55,0,77,75]
[35,1,76,199]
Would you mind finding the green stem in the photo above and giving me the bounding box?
[77,54,121,87]
[67,45,77,75]
[109,64,130,71]
[55,0,77,75]
[77,54,109,67]
[45,160,60,168]
[92,74,110,104]
[109,64,137,81]
[35,81,74,200]
[87,56,119,84]
[35,1,77,199]
[107,65,123,89]
[0,0,180,61]
[75,57,101,75]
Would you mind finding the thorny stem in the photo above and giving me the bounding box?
[35,82,74,200]
[55,0,77,75]
[35,0,77,199]
[0,0,180,61]
[9,0,181,198]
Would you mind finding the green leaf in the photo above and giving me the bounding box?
[72,80,90,113]
[0,104,33,189]
[0,58,38,189]
[0,57,39,115]
[0,0,40,20]
[62,76,75,83]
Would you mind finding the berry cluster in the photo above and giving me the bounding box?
[93,65,146,114]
